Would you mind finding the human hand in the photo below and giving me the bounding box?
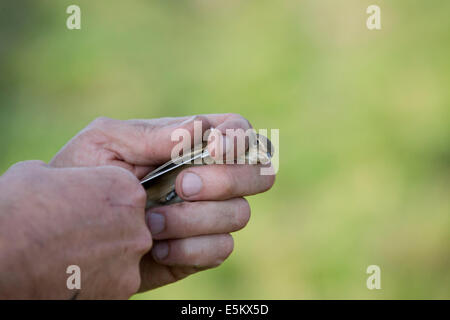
[50,114,276,292]
[0,161,151,299]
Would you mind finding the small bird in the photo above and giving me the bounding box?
[141,134,274,209]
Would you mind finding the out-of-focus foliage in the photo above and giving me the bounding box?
[0,0,448,299]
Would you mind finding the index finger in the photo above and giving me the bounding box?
[88,113,252,166]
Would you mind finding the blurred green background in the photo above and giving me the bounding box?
[1,0,449,299]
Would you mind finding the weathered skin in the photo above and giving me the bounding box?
[0,114,276,299]
[0,161,150,299]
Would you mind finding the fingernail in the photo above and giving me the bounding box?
[181,172,203,196]
[147,213,165,235]
[152,242,169,260]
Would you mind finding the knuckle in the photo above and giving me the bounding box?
[228,113,245,121]
[112,167,144,194]
[89,116,114,129]
[190,114,207,123]
[134,228,153,255]
[227,113,252,128]
[223,180,234,198]
[100,166,147,207]
[129,120,154,137]
[183,245,199,263]
[5,161,47,185]
[180,241,205,267]
[113,165,136,180]
[129,184,147,207]
[8,160,46,172]
[121,268,141,297]
[80,117,116,141]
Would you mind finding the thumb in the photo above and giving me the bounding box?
[89,116,213,166]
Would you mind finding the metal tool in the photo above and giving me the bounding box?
[141,133,273,209]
